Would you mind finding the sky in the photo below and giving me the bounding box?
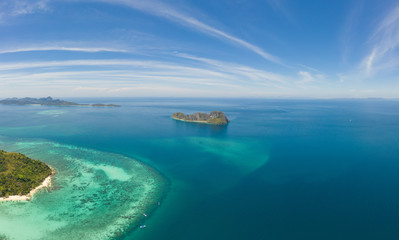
[0,0,399,98]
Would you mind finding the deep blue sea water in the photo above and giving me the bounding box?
[0,98,399,239]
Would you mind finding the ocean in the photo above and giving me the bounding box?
[0,98,398,240]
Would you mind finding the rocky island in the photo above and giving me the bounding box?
[0,97,121,107]
[0,150,54,201]
[172,111,230,125]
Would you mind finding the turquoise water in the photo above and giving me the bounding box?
[0,136,167,240]
[0,98,399,239]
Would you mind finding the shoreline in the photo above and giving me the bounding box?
[171,116,212,124]
[0,168,55,202]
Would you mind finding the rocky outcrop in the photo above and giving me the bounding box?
[172,111,229,125]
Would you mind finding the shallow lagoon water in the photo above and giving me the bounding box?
[0,99,399,240]
[0,136,167,240]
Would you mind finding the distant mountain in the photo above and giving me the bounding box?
[0,97,83,106]
[172,111,229,125]
[0,97,120,107]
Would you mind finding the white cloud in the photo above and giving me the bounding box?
[96,0,283,65]
[0,47,128,54]
[297,71,325,84]
[360,3,399,75]
[340,1,363,64]
[298,64,322,73]
[0,54,297,97]
[0,56,292,85]
[11,0,49,16]
[365,48,377,74]
[176,53,290,83]
[0,0,50,22]
[71,84,229,97]
[298,71,313,83]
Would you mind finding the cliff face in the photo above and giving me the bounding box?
[207,111,230,124]
[172,111,229,125]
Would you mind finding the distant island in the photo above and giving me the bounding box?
[0,97,121,107]
[0,97,81,106]
[0,150,54,201]
[91,103,121,107]
[172,111,230,125]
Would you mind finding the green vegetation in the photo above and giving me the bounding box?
[207,117,228,125]
[0,150,52,197]
[172,112,185,119]
[172,111,230,125]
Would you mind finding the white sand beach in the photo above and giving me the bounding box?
[0,168,55,202]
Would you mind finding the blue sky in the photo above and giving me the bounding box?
[0,0,398,98]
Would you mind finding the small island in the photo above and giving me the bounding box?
[172,111,230,125]
[0,97,121,107]
[91,103,121,107]
[0,150,54,201]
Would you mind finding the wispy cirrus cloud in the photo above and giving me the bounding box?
[0,46,129,54]
[0,0,50,22]
[297,71,325,84]
[340,1,363,64]
[0,53,297,97]
[0,57,289,84]
[176,53,290,84]
[265,0,295,23]
[96,0,283,65]
[297,71,314,84]
[361,3,399,75]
